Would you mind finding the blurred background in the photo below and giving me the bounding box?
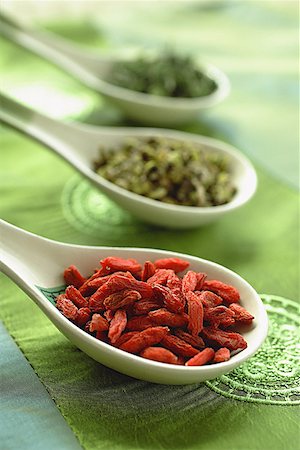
[1,0,298,188]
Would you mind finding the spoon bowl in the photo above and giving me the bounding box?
[0,94,257,229]
[0,219,268,385]
[0,13,230,126]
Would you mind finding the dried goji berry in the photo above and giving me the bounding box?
[202,327,247,350]
[141,261,156,281]
[65,285,89,308]
[100,257,142,276]
[153,284,184,313]
[132,299,162,315]
[202,280,240,304]
[154,257,190,273]
[84,320,91,333]
[161,334,199,357]
[79,274,112,296]
[176,355,186,365]
[166,272,185,305]
[119,326,169,353]
[186,291,204,336]
[147,269,174,286]
[213,347,231,363]
[89,314,109,332]
[126,315,154,331]
[104,289,141,310]
[204,306,235,328]
[148,308,189,327]
[56,295,78,321]
[196,290,223,308]
[105,274,153,298]
[76,307,91,326]
[229,303,254,324]
[174,329,205,349]
[113,331,139,347]
[108,310,127,344]
[140,346,178,364]
[104,309,114,322]
[63,265,86,288]
[182,271,198,295]
[185,348,215,366]
[195,272,207,290]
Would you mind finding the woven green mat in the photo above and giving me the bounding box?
[0,2,299,450]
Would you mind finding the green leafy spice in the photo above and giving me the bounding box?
[94,138,236,207]
[109,51,217,98]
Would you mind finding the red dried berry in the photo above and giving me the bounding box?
[119,326,169,353]
[126,315,154,331]
[182,271,198,295]
[148,308,189,327]
[161,334,199,357]
[104,289,141,310]
[100,257,142,276]
[79,274,112,296]
[202,327,247,350]
[141,261,156,281]
[204,306,235,328]
[104,309,115,322]
[166,272,185,305]
[63,265,86,289]
[176,355,186,365]
[153,284,184,313]
[89,314,109,332]
[108,310,127,344]
[213,347,231,363]
[147,269,174,286]
[186,291,204,336]
[140,346,178,364]
[154,258,190,273]
[196,291,223,308]
[185,348,215,366]
[229,303,254,325]
[202,280,240,304]
[132,299,162,315]
[56,295,78,321]
[113,331,139,347]
[174,329,205,349]
[195,272,207,290]
[76,307,91,326]
[65,285,89,308]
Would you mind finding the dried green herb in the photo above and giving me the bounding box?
[94,137,236,207]
[109,51,217,98]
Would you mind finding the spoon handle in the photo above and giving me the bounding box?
[0,93,92,167]
[0,13,101,90]
[0,219,44,288]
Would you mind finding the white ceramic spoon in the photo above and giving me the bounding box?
[0,12,230,126]
[0,219,268,385]
[0,94,257,229]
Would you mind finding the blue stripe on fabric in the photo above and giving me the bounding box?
[0,321,82,450]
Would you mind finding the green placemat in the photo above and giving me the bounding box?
[0,1,299,450]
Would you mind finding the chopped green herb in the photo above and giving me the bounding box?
[109,51,217,98]
[94,137,236,207]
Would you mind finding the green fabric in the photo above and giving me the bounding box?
[0,1,299,450]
